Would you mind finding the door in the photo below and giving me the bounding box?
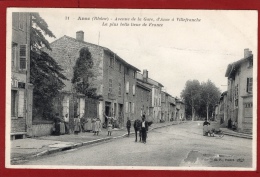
[26,85,33,137]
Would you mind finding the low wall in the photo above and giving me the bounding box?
[32,121,53,137]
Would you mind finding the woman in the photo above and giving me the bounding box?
[92,117,97,135]
[74,115,81,135]
[95,118,102,136]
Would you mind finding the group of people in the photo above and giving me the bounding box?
[74,116,102,135]
[126,115,150,144]
[52,113,102,136]
[52,113,70,136]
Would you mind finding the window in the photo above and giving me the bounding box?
[141,90,143,102]
[133,84,135,95]
[125,67,129,75]
[247,78,253,93]
[109,79,112,93]
[133,71,136,78]
[132,103,135,113]
[119,63,122,73]
[125,102,128,113]
[248,59,253,68]
[118,83,121,96]
[18,13,25,30]
[234,84,239,107]
[12,43,17,69]
[19,44,27,70]
[126,81,129,93]
[129,102,132,114]
[11,90,18,117]
[109,56,114,68]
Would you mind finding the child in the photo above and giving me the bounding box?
[107,121,112,136]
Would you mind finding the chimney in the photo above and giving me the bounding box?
[143,69,148,82]
[76,31,84,41]
[244,48,250,58]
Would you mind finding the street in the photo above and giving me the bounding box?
[22,121,252,167]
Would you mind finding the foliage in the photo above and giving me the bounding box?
[181,79,221,120]
[30,13,67,119]
[72,47,99,98]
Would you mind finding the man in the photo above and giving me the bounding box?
[134,118,142,142]
[126,117,131,137]
[141,115,149,144]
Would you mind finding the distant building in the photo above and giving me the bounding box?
[176,98,185,121]
[225,49,253,134]
[137,70,163,123]
[42,31,140,127]
[11,12,33,139]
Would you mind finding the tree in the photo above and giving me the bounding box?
[200,80,221,121]
[181,80,201,121]
[30,13,68,119]
[72,47,98,98]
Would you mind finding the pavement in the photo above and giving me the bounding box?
[10,121,252,164]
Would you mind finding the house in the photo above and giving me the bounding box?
[176,98,185,121]
[11,12,33,139]
[137,70,163,123]
[218,91,228,126]
[168,95,176,121]
[225,48,253,134]
[134,80,151,120]
[42,31,140,128]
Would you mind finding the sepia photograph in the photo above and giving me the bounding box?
[6,8,257,170]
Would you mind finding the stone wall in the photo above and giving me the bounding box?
[32,122,53,137]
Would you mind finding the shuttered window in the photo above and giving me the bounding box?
[126,81,129,93]
[19,45,27,70]
[125,102,128,113]
[109,79,112,93]
[118,83,121,96]
[247,78,253,93]
[132,103,135,113]
[133,84,135,95]
[18,90,25,117]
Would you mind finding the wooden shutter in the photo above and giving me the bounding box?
[133,84,135,95]
[246,78,249,92]
[19,44,27,70]
[18,90,25,117]
[126,81,129,93]
[132,103,135,113]
[125,102,128,113]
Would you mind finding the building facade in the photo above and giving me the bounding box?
[225,49,253,133]
[42,31,140,127]
[11,12,33,139]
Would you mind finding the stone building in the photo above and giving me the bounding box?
[42,31,140,127]
[134,81,151,120]
[161,91,171,122]
[225,48,253,134]
[168,95,176,121]
[11,12,33,139]
[136,70,163,123]
[176,98,185,121]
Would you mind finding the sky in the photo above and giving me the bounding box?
[20,8,258,97]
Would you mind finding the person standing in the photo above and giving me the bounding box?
[126,117,131,137]
[54,113,61,136]
[95,118,102,136]
[64,114,70,134]
[141,115,148,144]
[107,121,112,136]
[134,118,141,142]
[74,115,81,135]
[92,117,97,135]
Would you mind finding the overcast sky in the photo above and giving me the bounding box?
[22,8,257,97]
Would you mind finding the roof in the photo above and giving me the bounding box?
[51,35,140,72]
[136,81,152,91]
[225,54,253,78]
[136,72,164,87]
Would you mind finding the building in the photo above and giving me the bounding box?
[161,91,172,122]
[135,81,151,119]
[218,91,228,126]
[176,98,185,121]
[42,31,140,127]
[137,70,163,123]
[168,95,176,121]
[11,12,33,139]
[225,48,253,134]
